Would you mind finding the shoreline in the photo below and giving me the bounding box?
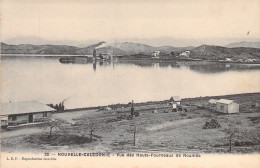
[56,92,260,114]
[2,54,260,64]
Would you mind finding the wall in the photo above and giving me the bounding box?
[228,102,239,113]
[33,112,51,122]
[216,103,228,113]
[8,114,28,125]
[7,111,52,126]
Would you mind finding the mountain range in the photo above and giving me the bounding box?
[3,36,260,47]
[225,41,260,48]
[189,45,260,60]
[0,42,193,55]
[1,41,260,60]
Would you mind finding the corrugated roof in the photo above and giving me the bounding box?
[1,101,55,116]
[216,99,234,104]
[209,99,218,104]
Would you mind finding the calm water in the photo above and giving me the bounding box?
[1,56,260,109]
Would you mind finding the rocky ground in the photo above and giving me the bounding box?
[1,93,260,154]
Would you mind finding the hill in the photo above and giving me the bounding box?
[225,41,260,49]
[1,43,80,55]
[189,45,260,60]
[1,42,193,56]
[108,42,193,55]
[76,42,106,55]
[1,42,260,61]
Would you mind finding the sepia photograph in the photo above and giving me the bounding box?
[1,0,260,167]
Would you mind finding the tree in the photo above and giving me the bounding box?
[224,121,239,152]
[47,118,69,137]
[78,118,99,143]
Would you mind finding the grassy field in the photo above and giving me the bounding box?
[1,93,260,153]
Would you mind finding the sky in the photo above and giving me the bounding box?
[1,0,260,42]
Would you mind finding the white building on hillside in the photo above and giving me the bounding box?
[179,51,190,57]
[151,51,160,57]
[208,99,218,107]
[216,99,239,114]
[225,58,232,62]
[169,96,181,110]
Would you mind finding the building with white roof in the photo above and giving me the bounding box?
[209,99,218,104]
[169,96,181,110]
[1,101,55,128]
[216,99,239,114]
[179,51,190,57]
[151,51,160,59]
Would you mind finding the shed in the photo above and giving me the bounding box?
[216,99,239,114]
[104,106,112,111]
[179,51,190,57]
[208,99,218,106]
[1,101,55,127]
[153,110,158,113]
[151,51,160,57]
[225,58,232,62]
[170,96,181,105]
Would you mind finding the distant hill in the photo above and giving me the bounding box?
[1,43,80,55]
[4,36,260,47]
[1,42,260,61]
[109,42,155,55]
[108,42,193,55]
[225,41,260,48]
[0,42,193,56]
[190,45,260,60]
[3,36,100,47]
[76,42,106,55]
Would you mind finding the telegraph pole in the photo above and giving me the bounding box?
[133,126,136,146]
[131,100,134,116]
[90,125,94,142]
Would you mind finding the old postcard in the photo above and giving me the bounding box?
[1,0,260,167]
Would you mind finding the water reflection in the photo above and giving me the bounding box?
[3,56,260,74]
[189,63,260,74]
[93,62,96,71]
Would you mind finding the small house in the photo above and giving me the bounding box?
[170,96,181,105]
[151,51,160,57]
[153,110,158,113]
[216,99,239,114]
[104,106,112,111]
[208,99,218,106]
[179,51,190,57]
[169,96,181,111]
[225,58,232,62]
[1,101,55,128]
